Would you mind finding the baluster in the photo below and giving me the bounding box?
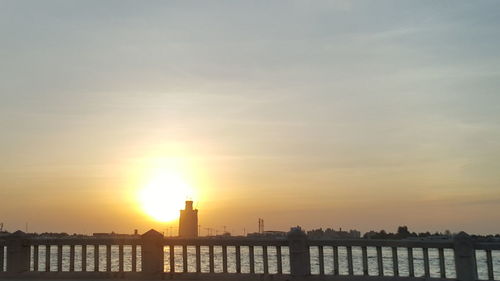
[82,245,87,272]
[0,245,4,272]
[439,248,446,279]
[487,250,494,281]
[423,248,430,278]
[376,246,383,276]
[392,247,399,276]
[94,245,99,272]
[118,245,123,272]
[362,246,368,276]
[333,246,339,275]
[33,245,39,271]
[236,246,241,273]
[407,248,414,277]
[222,245,228,273]
[131,245,137,272]
[196,245,201,273]
[318,246,324,275]
[276,246,282,274]
[208,245,214,273]
[69,245,75,272]
[347,246,354,275]
[183,245,188,273]
[57,245,63,272]
[169,245,175,273]
[105,245,111,272]
[45,245,51,272]
[263,246,269,274]
[249,245,255,274]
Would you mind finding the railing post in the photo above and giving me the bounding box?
[140,229,164,275]
[195,245,201,273]
[6,230,30,273]
[249,245,254,274]
[118,244,124,272]
[82,245,87,272]
[454,232,478,281]
[131,244,137,272]
[235,245,241,274]
[276,246,282,274]
[0,244,4,272]
[287,226,310,277]
[183,245,188,273]
[70,245,75,272]
[33,245,39,271]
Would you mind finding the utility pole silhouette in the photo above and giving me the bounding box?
[204,228,212,236]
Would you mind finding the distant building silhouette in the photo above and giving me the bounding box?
[247,230,286,239]
[179,200,198,237]
[307,227,361,239]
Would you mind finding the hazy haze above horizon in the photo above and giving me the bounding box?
[1,0,500,235]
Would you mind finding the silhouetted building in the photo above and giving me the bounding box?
[307,228,361,239]
[179,201,198,237]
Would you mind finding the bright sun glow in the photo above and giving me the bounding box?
[138,170,195,222]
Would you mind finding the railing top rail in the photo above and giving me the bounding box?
[7,234,500,250]
[473,242,500,250]
[6,236,288,246]
[308,238,454,248]
[27,237,140,245]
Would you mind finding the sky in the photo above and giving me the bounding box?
[1,0,500,235]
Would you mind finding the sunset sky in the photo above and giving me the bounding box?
[1,1,500,235]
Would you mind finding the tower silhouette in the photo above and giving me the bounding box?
[179,201,198,237]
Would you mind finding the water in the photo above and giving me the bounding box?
[29,245,141,272]
[308,247,500,280]
[162,246,290,274]
[24,245,500,280]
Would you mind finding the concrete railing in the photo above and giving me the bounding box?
[0,228,499,280]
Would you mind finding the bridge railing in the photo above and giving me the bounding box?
[0,229,499,280]
[27,237,141,273]
[308,239,455,278]
[162,238,288,274]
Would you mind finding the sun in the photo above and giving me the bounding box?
[138,170,195,222]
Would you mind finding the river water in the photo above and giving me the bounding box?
[15,245,500,280]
